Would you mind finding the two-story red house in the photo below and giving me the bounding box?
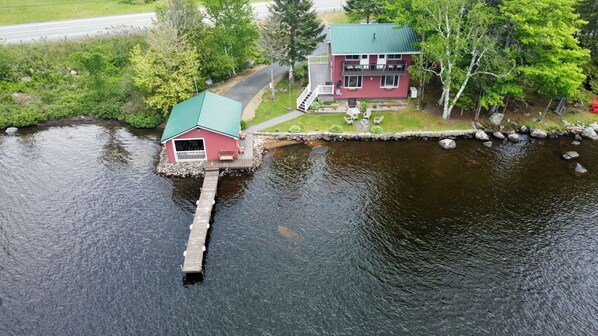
[297,23,419,111]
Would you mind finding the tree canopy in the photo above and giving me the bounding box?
[343,0,384,24]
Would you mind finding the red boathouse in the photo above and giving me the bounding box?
[161,91,242,163]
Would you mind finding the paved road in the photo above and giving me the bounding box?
[0,0,346,44]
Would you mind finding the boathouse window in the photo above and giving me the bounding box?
[380,75,399,88]
[387,54,402,60]
[344,75,362,88]
[174,139,206,161]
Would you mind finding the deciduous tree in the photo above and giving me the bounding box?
[130,24,203,116]
[259,16,289,99]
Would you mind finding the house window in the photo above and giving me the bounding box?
[380,75,399,88]
[345,55,359,60]
[344,76,362,88]
[387,54,403,60]
[378,54,386,59]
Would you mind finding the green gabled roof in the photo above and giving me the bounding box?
[330,23,419,55]
[160,91,242,143]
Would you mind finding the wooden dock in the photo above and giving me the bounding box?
[182,168,220,274]
[204,159,253,170]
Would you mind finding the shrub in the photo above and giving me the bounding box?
[274,128,280,132]
[370,126,383,134]
[310,101,321,111]
[358,100,369,112]
[288,125,301,133]
[329,125,343,133]
[372,103,378,109]
[240,119,247,130]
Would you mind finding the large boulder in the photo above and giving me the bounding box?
[438,139,456,149]
[475,130,490,141]
[574,163,588,174]
[530,128,548,139]
[508,133,520,143]
[581,127,598,140]
[589,122,598,132]
[562,151,579,160]
[482,141,493,148]
[5,127,18,136]
[493,131,505,140]
[489,113,504,126]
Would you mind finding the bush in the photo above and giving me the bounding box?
[288,125,301,133]
[373,103,378,109]
[370,126,383,134]
[240,119,247,130]
[329,125,343,133]
[310,101,321,111]
[125,109,163,128]
[358,100,369,112]
[274,128,280,132]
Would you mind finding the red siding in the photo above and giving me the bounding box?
[331,54,413,99]
[165,127,238,163]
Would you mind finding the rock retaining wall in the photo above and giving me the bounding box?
[254,129,479,142]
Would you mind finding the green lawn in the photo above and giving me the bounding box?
[319,11,350,25]
[0,0,267,25]
[264,105,474,133]
[248,77,304,126]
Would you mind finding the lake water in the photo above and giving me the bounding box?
[1,123,597,335]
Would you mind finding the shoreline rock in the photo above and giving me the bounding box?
[439,139,456,149]
[5,127,18,136]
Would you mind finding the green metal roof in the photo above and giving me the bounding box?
[160,91,242,143]
[329,24,419,55]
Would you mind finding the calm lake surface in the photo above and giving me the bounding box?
[1,123,597,335]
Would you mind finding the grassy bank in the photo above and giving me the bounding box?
[0,33,163,129]
[0,0,158,25]
[0,0,271,25]
[248,71,305,127]
[263,103,473,133]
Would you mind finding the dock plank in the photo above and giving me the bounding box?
[182,169,220,274]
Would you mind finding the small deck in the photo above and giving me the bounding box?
[204,159,253,170]
[182,168,220,274]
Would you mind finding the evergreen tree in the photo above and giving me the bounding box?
[343,0,383,23]
[268,0,325,68]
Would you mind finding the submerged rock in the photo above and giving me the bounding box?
[438,139,456,150]
[5,127,17,136]
[572,141,581,146]
[277,225,300,241]
[562,151,579,160]
[482,141,493,148]
[508,133,520,143]
[489,113,504,126]
[475,130,489,141]
[575,134,583,142]
[581,127,598,140]
[530,128,548,139]
[311,145,329,154]
[574,163,588,174]
[493,131,505,140]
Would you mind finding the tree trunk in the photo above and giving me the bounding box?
[540,99,552,121]
[442,87,451,119]
[474,90,483,120]
[502,94,511,114]
[269,60,275,99]
[438,89,446,106]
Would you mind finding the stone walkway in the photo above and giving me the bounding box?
[246,110,304,133]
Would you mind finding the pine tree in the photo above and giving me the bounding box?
[343,0,383,23]
[268,0,325,68]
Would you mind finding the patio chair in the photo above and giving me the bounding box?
[363,108,372,120]
[344,116,354,125]
[373,115,384,125]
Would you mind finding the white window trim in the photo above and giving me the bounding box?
[172,138,207,162]
[344,75,363,88]
[380,75,400,88]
